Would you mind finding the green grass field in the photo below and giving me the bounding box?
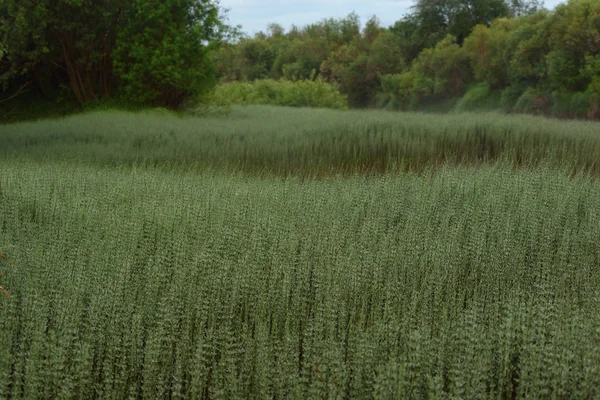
[1,106,599,399]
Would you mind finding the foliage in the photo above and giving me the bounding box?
[455,82,494,112]
[513,87,550,114]
[112,0,220,109]
[410,35,471,98]
[550,90,590,119]
[378,35,470,109]
[377,72,420,111]
[214,0,599,119]
[209,79,347,110]
[0,0,125,102]
[409,0,511,46]
[0,0,225,109]
[463,21,510,89]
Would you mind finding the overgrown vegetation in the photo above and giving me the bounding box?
[216,0,600,119]
[1,107,600,397]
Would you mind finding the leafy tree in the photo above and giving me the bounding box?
[396,0,542,58]
[507,11,551,88]
[410,0,510,45]
[113,0,222,108]
[363,16,383,43]
[368,31,407,76]
[389,19,423,64]
[463,20,512,88]
[239,38,276,80]
[378,71,421,110]
[412,35,471,97]
[546,0,600,92]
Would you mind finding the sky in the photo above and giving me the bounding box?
[220,0,566,36]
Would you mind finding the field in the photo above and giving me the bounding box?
[1,106,600,399]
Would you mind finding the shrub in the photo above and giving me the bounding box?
[210,79,347,109]
[455,83,494,112]
[377,72,421,111]
[550,91,590,119]
[513,87,551,115]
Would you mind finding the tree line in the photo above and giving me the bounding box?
[1,0,598,119]
[216,0,600,119]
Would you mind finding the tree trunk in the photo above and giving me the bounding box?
[61,40,85,104]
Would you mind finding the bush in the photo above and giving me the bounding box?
[377,72,421,111]
[500,84,525,112]
[513,87,551,115]
[210,79,348,110]
[551,91,590,119]
[455,83,493,112]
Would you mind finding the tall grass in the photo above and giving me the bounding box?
[1,106,600,176]
[1,161,599,398]
[1,107,600,398]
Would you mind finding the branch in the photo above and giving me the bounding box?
[51,61,68,72]
[0,81,32,104]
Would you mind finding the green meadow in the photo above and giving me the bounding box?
[1,106,599,399]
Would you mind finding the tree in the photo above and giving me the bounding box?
[410,0,510,45]
[368,31,406,76]
[0,0,131,103]
[546,0,600,92]
[508,0,544,17]
[0,0,226,108]
[463,21,512,88]
[113,0,223,108]
[389,18,425,64]
[412,35,471,98]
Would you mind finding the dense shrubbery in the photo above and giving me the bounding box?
[210,79,347,109]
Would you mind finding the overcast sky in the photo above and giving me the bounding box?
[220,0,566,36]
